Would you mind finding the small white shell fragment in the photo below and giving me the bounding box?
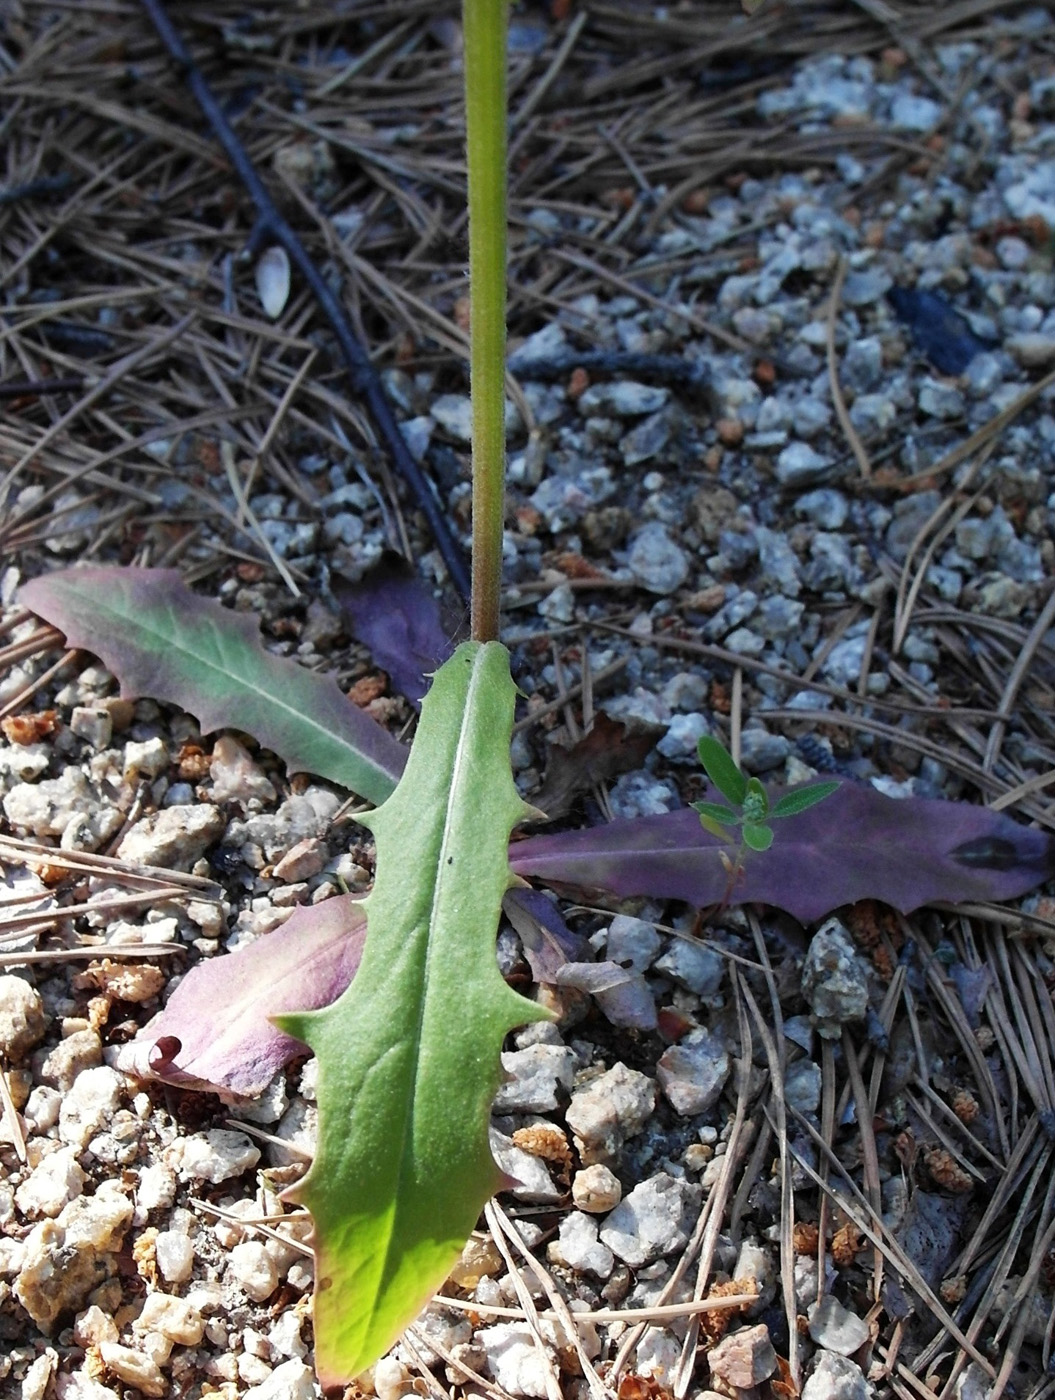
[256,246,291,319]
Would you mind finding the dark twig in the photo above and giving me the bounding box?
[0,173,73,207]
[137,0,471,600]
[0,375,85,400]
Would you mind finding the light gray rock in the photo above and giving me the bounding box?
[243,1359,317,1400]
[41,1029,101,1092]
[802,1351,870,1400]
[707,1323,778,1387]
[739,727,791,773]
[0,975,46,1058]
[117,804,225,870]
[549,1211,615,1278]
[605,915,663,971]
[776,442,832,487]
[15,1184,133,1329]
[890,93,942,131]
[3,770,97,838]
[656,1029,730,1115]
[599,1172,702,1266]
[918,378,964,419]
[154,1230,195,1283]
[571,1163,622,1213]
[578,381,668,417]
[1006,332,1055,368]
[808,1296,870,1356]
[627,523,689,595]
[479,1323,553,1398]
[754,595,805,640]
[840,268,892,306]
[796,490,849,530]
[229,1240,279,1302]
[802,918,870,1038]
[565,1063,656,1163]
[209,735,276,804]
[490,1130,563,1204]
[785,1059,823,1114]
[430,394,474,442]
[654,937,723,998]
[756,526,801,597]
[15,1147,85,1219]
[622,411,672,467]
[510,322,568,369]
[493,1044,577,1114]
[59,1066,124,1150]
[166,1129,261,1184]
[658,712,710,760]
[123,738,169,781]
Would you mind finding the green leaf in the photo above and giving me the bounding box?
[275,642,550,1387]
[742,823,774,852]
[692,800,741,828]
[770,781,840,819]
[20,567,405,806]
[696,735,748,807]
[697,812,735,841]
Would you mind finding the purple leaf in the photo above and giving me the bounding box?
[115,896,367,1100]
[510,781,1055,922]
[20,567,406,805]
[336,554,459,710]
[503,887,590,984]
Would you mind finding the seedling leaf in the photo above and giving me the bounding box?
[742,823,774,852]
[20,567,405,805]
[770,781,840,819]
[692,801,741,827]
[274,642,550,1387]
[696,735,747,805]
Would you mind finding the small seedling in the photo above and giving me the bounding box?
[693,735,838,880]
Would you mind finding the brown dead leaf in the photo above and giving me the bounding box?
[532,712,663,822]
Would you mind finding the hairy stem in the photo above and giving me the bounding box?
[464,0,509,643]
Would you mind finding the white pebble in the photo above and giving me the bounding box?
[243,1359,317,1400]
[98,1342,166,1398]
[15,1146,85,1218]
[229,1239,279,1302]
[154,1229,195,1283]
[58,1066,124,1149]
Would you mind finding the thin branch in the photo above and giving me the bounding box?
[136,0,470,600]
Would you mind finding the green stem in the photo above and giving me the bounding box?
[464,0,508,643]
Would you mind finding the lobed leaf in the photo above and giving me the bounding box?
[511,780,1055,921]
[696,735,747,806]
[20,567,406,805]
[114,896,368,1101]
[274,642,550,1387]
